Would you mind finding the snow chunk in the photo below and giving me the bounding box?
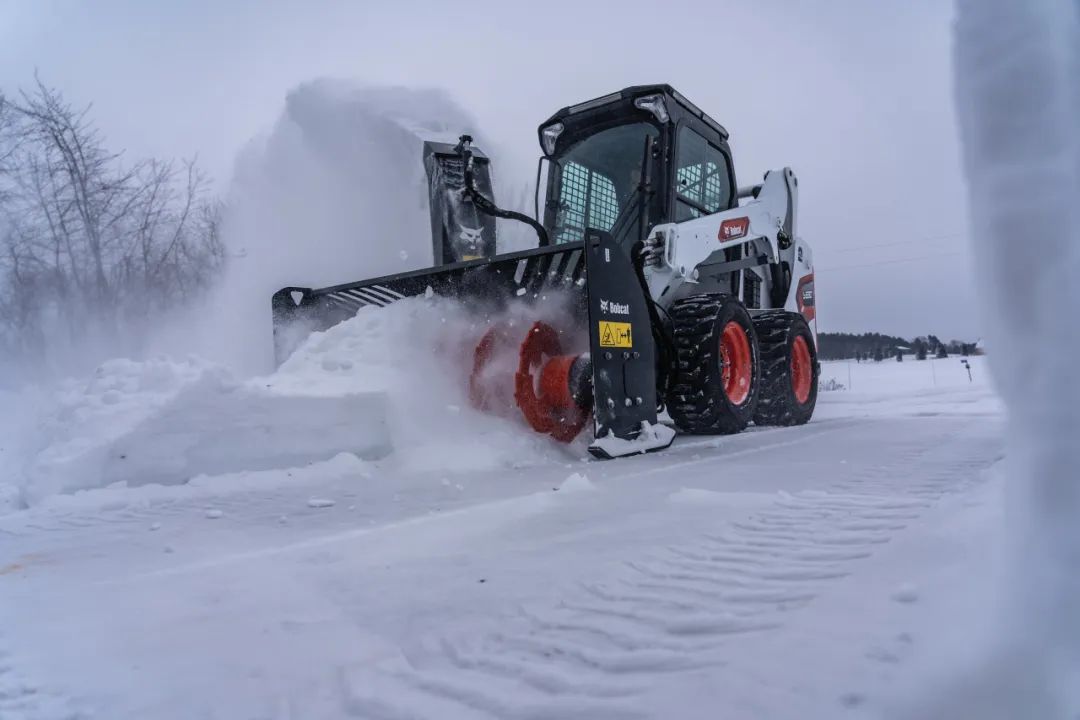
[204,509,223,519]
[306,497,336,509]
[891,583,919,604]
[557,472,596,494]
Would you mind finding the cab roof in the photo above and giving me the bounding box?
[540,84,729,142]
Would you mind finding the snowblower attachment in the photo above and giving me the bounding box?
[271,228,673,458]
[424,140,496,264]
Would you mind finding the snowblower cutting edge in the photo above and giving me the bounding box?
[272,84,819,459]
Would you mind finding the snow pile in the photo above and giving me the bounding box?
[13,355,388,507]
[557,472,596,494]
[892,0,1080,716]
[16,358,226,505]
[10,294,580,509]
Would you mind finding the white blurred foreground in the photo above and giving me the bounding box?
[888,0,1080,717]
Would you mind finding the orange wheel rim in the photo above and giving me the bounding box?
[791,335,812,404]
[719,321,752,405]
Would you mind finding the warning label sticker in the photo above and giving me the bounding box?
[599,321,633,348]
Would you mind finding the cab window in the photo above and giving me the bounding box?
[555,161,619,243]
[674,128,732,221]
[550,122,660,243]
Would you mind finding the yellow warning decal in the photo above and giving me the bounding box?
[599,321,633,348]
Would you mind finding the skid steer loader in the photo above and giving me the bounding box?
[272,84,819,459]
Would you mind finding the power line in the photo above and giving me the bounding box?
[816,250,965,272]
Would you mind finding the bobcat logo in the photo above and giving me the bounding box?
[600,298,630,316]
[458,226,484,251]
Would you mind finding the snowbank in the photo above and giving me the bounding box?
[9,295,576,509]
[16,357,388,507]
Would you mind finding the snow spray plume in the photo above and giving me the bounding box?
[893,1,1080,716]
[172,81,487,374]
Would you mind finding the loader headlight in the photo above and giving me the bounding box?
[634,94,670,124]
[540,122,564,156]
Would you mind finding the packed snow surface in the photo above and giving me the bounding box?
[0,349,1031,719]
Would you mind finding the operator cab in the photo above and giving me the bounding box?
[537,84,738,248]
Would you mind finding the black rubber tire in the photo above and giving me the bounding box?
[752,311,819,426]
[666,294,760,434]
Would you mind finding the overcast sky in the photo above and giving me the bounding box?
[0,0,978,340]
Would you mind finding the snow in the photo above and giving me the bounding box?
[150,80,537,376]
[883,1,1080,716]
[1,33,1069,713]
[4,294,593,509]
[9,358,389,507]
[816,356,1002,419]
[556,472,595,493]
[590,421,677,458]
[890,584,920,605]
[0,349,1017,719]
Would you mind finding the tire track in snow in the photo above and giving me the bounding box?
[333,428,1001,719]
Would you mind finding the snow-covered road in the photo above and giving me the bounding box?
[0,360,1005,720]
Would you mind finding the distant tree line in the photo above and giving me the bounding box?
[0,77,223,377]
[817,332,979,362]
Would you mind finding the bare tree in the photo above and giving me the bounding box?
[0,77,223,375]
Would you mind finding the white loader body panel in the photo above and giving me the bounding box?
[643,166,816,339]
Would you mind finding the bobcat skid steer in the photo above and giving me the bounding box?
[272,84,819,459]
